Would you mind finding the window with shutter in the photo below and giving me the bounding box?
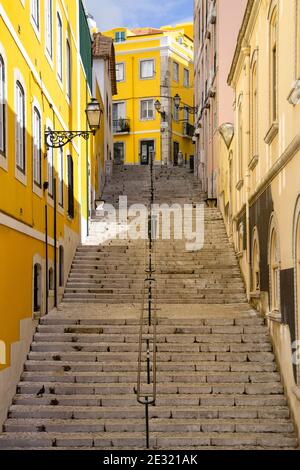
[57,13,63,81]
[33,107,41,186]
[58,147,64,207]
[16,81,25,173]
[45,0,53,57]
[67,155,74,218]
[47,127,54,197]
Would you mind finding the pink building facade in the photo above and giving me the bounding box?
[194,0,247,200]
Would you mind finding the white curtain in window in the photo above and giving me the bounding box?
[31,0,39,28]
[45,0,53,56]
[141,100,154,119]
[116,63,124,82]
[57,13,63,80]
[141,60,154,78]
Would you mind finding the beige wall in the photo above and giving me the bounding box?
[221,0,300,439]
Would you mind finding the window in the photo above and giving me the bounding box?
[45,0,53,57]
[0,55,5,156]
[238,223,244,253]
[116,63,125,82]
[59,246,64,287]
[58,147,64,207]
[251,62,258,157]
[33,263,42,313]
[31,0,40,30]
[173,61,179,82]
[32,107,41,187]
[270,228,280,312]
[252,233,260,291]
[115,31,126,43]
[173,100,179,121]
[140,100,154,120]
[238,103,243,181]
[15,81,26,173]
[67,155,74,218]
[66,39,71,99]
[184,68,190,87]
[47,128,54,198]
[140,60,154,79]
[57,13,63,81]
[270,9,278,122]
[184,107,189,123]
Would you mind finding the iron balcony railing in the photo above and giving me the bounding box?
[113,118,130,134]
[183,121,195,137]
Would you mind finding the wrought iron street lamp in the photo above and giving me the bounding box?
[154,99,167,121]
[218,122,235,149]
[45,98,103,148]
[174,94,198,114]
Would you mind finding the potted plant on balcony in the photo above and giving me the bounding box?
[118,118,130,133]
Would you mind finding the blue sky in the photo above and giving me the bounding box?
[84,0,193,32]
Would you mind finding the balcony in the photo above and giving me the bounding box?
[113,118,130,134]
[183,122,195,138]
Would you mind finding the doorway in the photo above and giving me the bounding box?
[173,141,179,166]
[140,140,154,165]
[114,142,125,165]
[33,263,42,314]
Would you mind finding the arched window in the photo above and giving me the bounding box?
[0,54,6,157]
[252,230,260,292]
[270,228,280,312]
[269,7,278,123]
[238,223,244,253]
[251,61,258,157]
[33,263,42,313]
[238,101,243,182]
[59,246,64,287]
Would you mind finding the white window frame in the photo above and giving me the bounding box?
[140,99,155,121]
[115,31,126,43]
[14,70,27,185]
[0,46,7,171]
[45,0,53,62]
[173,61,179,82]
[116,63,125,82]
[140,59,155,80]
[30,0,41,40]
[184,68,190,87]
[56,11,63,84]
[32,100,42,193]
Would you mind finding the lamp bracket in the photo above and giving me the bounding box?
[45,130,94,149]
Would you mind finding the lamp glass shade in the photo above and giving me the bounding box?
[174,94,181,108]
[85,99,102,131]
[218,123,234,149]
[154,100,161,112]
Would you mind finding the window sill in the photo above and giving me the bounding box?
[33,183,43,198]
[248,154,259,171]
[264,122,278,144]
[15,167,27,186]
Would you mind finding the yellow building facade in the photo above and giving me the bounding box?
[103,24,195,166]
[0,0,103,423]
[219,0,300,438]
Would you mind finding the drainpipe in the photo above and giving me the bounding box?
[243,46,251,302]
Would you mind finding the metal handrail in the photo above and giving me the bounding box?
[136,150,157,449]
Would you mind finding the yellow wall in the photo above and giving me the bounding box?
[104,25,194,165]
[0,0,99,375]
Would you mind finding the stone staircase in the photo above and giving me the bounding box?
[0,165,298,449]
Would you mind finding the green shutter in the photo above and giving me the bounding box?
[79,1,92,91]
